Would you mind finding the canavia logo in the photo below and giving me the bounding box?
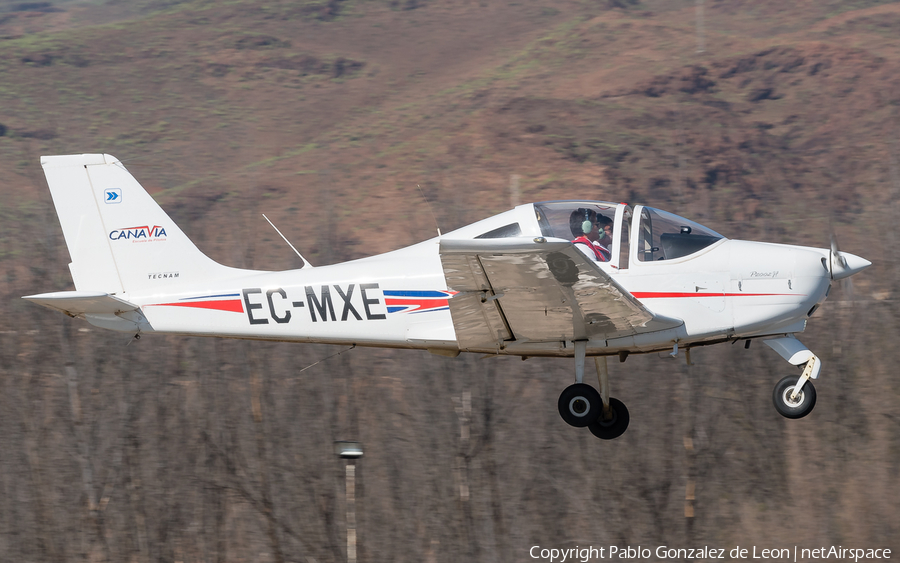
[109,225,168,241]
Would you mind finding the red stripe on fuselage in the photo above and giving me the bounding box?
[147,299,244,313]
[631,292,799,299]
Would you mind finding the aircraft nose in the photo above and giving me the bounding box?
[831,251,872,281]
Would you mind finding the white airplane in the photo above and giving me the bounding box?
[25,154,871,439]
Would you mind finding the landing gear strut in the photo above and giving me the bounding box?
[557,343,630,439]
[764,336,821,419]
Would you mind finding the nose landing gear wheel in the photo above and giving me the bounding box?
[588,397,630,440]
[772,375,817,419]
[558,383,602,428]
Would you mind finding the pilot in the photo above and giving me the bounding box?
[569,209,610,262]
[596,214,614,255]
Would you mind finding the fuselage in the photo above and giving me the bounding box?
[123,201,845,358]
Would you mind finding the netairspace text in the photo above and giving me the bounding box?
[529,545,892,562]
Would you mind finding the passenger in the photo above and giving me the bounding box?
[596,214,614,256]
[569,208,610,262]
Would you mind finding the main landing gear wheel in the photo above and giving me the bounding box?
[558,383,602,428]
[772,375,817,419]
[588,397,630,440]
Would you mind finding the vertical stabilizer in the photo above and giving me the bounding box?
[41,154,251,295]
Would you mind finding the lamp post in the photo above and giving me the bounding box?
[334,441,363,563]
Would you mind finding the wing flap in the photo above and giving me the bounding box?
[440,238,682,351]
[441,253,513,348]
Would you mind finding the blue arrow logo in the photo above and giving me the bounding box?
[104,189,122,204]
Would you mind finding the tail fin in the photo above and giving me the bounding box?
[42,154,248,295]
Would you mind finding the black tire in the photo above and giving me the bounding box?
[558,384,602,428]
[772,375,817,419]
[588,397,630,440]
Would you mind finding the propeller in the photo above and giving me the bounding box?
[829,235,872,298]
[830,235,850,299]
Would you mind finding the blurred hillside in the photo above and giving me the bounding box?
[1,1,899,562]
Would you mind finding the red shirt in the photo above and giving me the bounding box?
[572,236,611,262]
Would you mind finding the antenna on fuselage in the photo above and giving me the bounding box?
[416,184,442,237]
[262,214,314,269]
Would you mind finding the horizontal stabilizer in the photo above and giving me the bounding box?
[23,291,140,317]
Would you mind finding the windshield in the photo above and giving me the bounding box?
[637,207,724,261]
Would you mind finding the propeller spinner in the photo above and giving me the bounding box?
[829,236,871,282]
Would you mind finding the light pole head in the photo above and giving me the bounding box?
[334,440,364,460]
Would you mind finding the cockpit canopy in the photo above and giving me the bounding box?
[533,201,725,265]
[445,200,725,268]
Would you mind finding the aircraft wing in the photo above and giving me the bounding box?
[439,238,683,352]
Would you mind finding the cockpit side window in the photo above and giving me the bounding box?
[475,223,521,239]
[534,202,618,239]
[637,207,724,261]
